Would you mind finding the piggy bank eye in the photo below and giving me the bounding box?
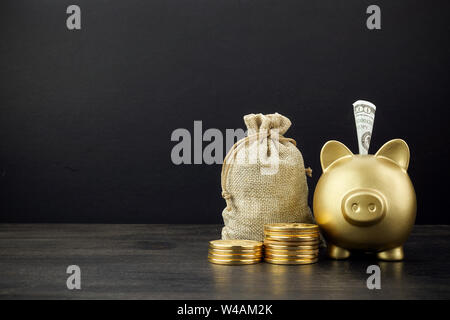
[351,203,359,212]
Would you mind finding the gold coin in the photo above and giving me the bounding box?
[264,257,318,265]
[264,244,319,251]
[264,231,319,238]
[264,242,319,250]
[264,231,320,237]
[209,240,263,250]
[264,248,319,255]
[264,252,318,259]
[208,254,262,261]
[264,234,319,242]
[264,243,319,249]
[209,244,263,251]
[208,257,261,265]
[264,232,319,239]
[209,248,262,254]
[264,239,320,249]
[264,223,319,232]
[208,248,263,255]
[208,252,263,259]
[264,228,319,234]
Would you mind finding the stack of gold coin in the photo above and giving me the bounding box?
[208,240,263,265]
[263,223,320,265]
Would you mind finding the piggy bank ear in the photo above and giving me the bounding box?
[320,140,353,172]
[375,139,410,170]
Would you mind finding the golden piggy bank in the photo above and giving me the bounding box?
[313,139,416,261]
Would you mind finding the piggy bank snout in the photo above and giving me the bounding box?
[341,189,386,226]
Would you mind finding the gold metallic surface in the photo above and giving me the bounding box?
[262,222,320,263]
[264,234,319,242]
[264,223,319,232]
[264,249,319,255]
[265,252,317,259]
[207,254,262,261]
[263,239,320,246]
[264,248,319,255]
[209,240,263,250]
[208,252,263,259]
[263,242,319,250]
[263,230,319,236]
[264,230,319,236]
[208,240,263,265]
[376,246,404,261]
[209,247,263,254]
[264,257,318,265]
[313,139,417,261]
[208,257,261,265]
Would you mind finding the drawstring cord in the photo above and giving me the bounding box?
[305,167,313,177]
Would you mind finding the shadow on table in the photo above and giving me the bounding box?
[208,255,406,299]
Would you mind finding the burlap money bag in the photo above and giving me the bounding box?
[221,113,314,241]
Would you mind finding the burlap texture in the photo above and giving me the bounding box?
[221,113,314,241]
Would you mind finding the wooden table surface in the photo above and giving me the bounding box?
[0,224,449,299]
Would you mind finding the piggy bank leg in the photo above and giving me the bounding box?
[377,246,404,261]
[327,243,351,260]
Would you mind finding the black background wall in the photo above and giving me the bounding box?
[1,0,449,224]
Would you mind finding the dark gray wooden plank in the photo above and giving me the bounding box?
[0,224,449,299]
